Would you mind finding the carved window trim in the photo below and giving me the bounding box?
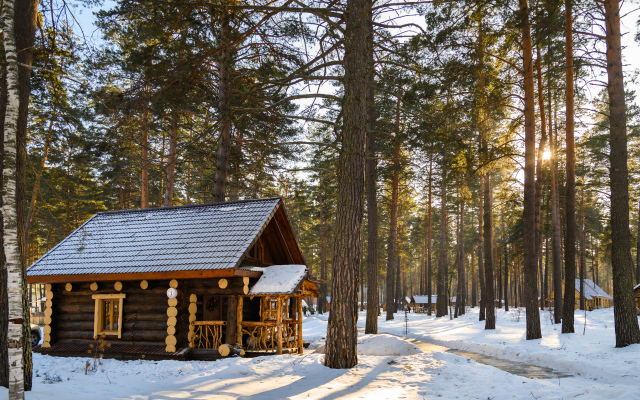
[92,293,126,339]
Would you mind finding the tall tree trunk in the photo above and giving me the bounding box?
[519,0,541,340]
[436,162,448,317]
[483,173,495,329]
[550,96,563,324]
[503,218,509,312]
[562,0,576,334]
[164,112,177,207]
[319,195,327,314]
[141,94,149,209]
[604,0,640,347]
[637,201,640,283]
[478,189,485,321]
[3,0,25,394]
[0,54,8,389]
[471,242,476,307]
[386,98,401,320]
[213,8,231,203]
[364,62,379,332]
[14,0,38,391]
[544,237,549,310]
[324,0,367,369]
[535,51,548,310]
[427,156,433,315]
[457,196,465,316]
[579,197,585,311]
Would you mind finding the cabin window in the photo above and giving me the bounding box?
[92,293,126,339]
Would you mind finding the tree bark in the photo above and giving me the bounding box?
[519,0,542,340]
[503,218,509,312]
[478,187,485,321]
[3,0,25,394]
[386,97,401,320]
[579,198,585,311]
[12,0,38,392]
[483,173,495,329]
[436,162,448,317]
[550,94,563,324]
[562,0,576,334]
[535,51,548,311]
[604,0,640,347]
[0,58,6,390]
[456,196,465,316]
[427,156,433,315]
[319,195,327,314]
[636,201,640,283]
[324,0,367,369]
[364,6,378,332]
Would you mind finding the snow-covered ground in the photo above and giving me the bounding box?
[1,307,638,399]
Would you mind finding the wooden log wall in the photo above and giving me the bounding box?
[49,276,264,351]
[51,280,174,345]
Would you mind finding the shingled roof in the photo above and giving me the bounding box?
[27,197,301,278]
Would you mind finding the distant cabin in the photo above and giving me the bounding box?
[634,283,640,308]
[411,295,436,313]
[545,279,612,311]
[26,197,320,360]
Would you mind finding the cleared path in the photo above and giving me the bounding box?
[374,330,572,380]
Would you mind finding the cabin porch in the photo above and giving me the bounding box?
[188,294,305,355]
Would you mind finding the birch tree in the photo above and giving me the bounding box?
[3,0,25,396]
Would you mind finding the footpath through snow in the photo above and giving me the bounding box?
[354,307,640,385]
[0,307,638,399]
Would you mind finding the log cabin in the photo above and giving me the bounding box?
[545,279,612,311]
[26,197,320,360]
[410,295,437,314]
[634,283,640,309]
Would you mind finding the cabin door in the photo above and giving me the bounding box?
[203,295,227,321]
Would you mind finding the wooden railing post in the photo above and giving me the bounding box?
[297,296,303,353]
[236,296,243,345]
[276,297,283,355]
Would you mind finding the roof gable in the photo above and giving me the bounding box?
[27,198,304,278]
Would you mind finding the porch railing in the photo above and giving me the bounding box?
[190,321,226,349]
[240,320,299,351]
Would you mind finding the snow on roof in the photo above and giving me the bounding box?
[405,296,412,304]
[413,295,436,304]
[326,296,331,303]
[248,264,308,296]
[576,279,612,300]
[27,198,282,277]
[635,283,640,291]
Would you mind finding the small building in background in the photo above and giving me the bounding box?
[545,279,612,311]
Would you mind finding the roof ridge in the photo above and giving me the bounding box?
[96,197,282,216]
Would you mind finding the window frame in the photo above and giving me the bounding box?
[92,293,126,339]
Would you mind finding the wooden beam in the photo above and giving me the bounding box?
[297,296,303,354]
[226,295,238,345]
[233,269,262,278]
[276,297,283,355]
[236,296,243,346]
[27,268,239,284]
